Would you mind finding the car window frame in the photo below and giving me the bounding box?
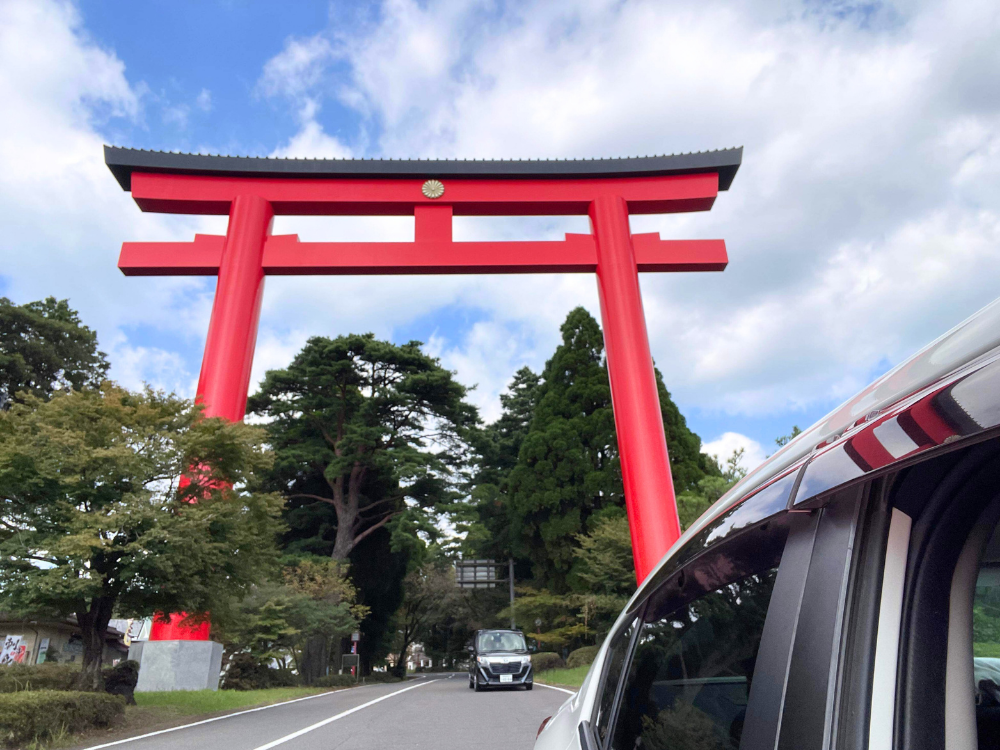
[589,606,646,748]
[594,507,813,750]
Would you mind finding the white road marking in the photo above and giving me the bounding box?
[535,683,575,695]
[250,679,435,750]
[80,680,426,750]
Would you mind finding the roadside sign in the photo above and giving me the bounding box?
[342,654,360,668]
[351,632,360,642]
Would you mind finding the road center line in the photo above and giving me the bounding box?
[250,679,436,750]
[80,679,426,750]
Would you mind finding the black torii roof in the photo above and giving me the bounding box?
[104,146,742,192]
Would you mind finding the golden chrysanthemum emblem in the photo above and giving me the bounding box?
[421,179,445,199]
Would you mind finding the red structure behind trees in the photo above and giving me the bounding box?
[105,147,741,640]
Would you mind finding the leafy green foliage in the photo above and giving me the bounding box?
[249,334,477,561]
[390,557,461,677]
[0,384,283,687]
[574,510,635,599]
[0,665,78,694]
[775,425,803,448]
[676,448,749,531]
[0,297,108,409]
[566,645,600,669]
[215,558,367,686]
[530,652,565,671]
[221,653,300,691]
[506,308,621,590]
[0,690,125,747]
[468,308,718,593]
[102,660,139,705]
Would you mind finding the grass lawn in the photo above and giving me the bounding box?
[536,664,590,689]
[974,642,1000,658]
[135,686,330,715]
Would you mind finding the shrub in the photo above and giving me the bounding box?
[103,660,139,705]
[566,646,600,670]
[311,674,356,688]
[0,664,78,694]
[364,672,402,684]
[222,654,300,691]
[531,652,566,672]
[0,690,125,747]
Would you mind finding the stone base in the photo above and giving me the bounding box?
[129,640,224,692]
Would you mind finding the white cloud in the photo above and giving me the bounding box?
[702,432,768,474]
[0,0,219,396]
[289,0,1000,424]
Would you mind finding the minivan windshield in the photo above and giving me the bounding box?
[477,631,527,653]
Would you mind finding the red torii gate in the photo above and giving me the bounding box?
[105,146,741,641]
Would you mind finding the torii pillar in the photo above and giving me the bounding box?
[106,146,742,646]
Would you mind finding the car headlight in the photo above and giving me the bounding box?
[477,656,490,667]
[522,656,532,665]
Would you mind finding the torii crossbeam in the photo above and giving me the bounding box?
[106,146,741,639]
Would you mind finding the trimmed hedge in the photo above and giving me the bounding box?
[531,652,565,672]
[312,672,402,688]
[566,646,600,670]
[0,690,125,747]
[222,654,299,690]
[0,664,78,694]
[364,672,403,684]
[311,674,356,688]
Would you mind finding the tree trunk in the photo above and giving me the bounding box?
[391,627,413,679]
[75,598,114,691]
[299,634,330,685]
[331,512,356,560]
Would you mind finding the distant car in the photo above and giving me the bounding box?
[469,628,533,691]
[535,299,1000,750]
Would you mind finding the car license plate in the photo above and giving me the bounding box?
[500,674,513,683]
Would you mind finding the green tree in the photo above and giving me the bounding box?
[390,559,460,677]
[506,308,620,590]
[0,297,109,409]
[216,558,368,684]
[574,510,636,600]
[460,367,540,565]
[0,384,283,689]
[676,448,749,530]
[502,308,718,591]
[775,425,803,448]
[248,334,478,561]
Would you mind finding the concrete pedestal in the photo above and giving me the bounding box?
[129,640,224,692]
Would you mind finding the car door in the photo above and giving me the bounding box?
[583,476,870,750]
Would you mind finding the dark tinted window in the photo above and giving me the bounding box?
[610,568,779,750]
[594,617,639,744]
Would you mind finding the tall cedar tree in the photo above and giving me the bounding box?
[488,307,718,592]
[0,297,109,409]
[248,334,477,561]
[0,385,282,689]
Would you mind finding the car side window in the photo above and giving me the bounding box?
[609,567,780,750]
[594,616,639,744]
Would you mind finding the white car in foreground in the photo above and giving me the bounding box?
[536,298,1000,750]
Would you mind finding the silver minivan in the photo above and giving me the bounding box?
[535,298,1000,750]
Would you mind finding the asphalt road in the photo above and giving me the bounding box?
[78,674,571,750]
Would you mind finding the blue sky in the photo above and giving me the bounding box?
[2,0,999,470]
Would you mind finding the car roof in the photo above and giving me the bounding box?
[639,294,1000,596]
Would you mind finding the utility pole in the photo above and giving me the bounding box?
[508,558,516,630]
